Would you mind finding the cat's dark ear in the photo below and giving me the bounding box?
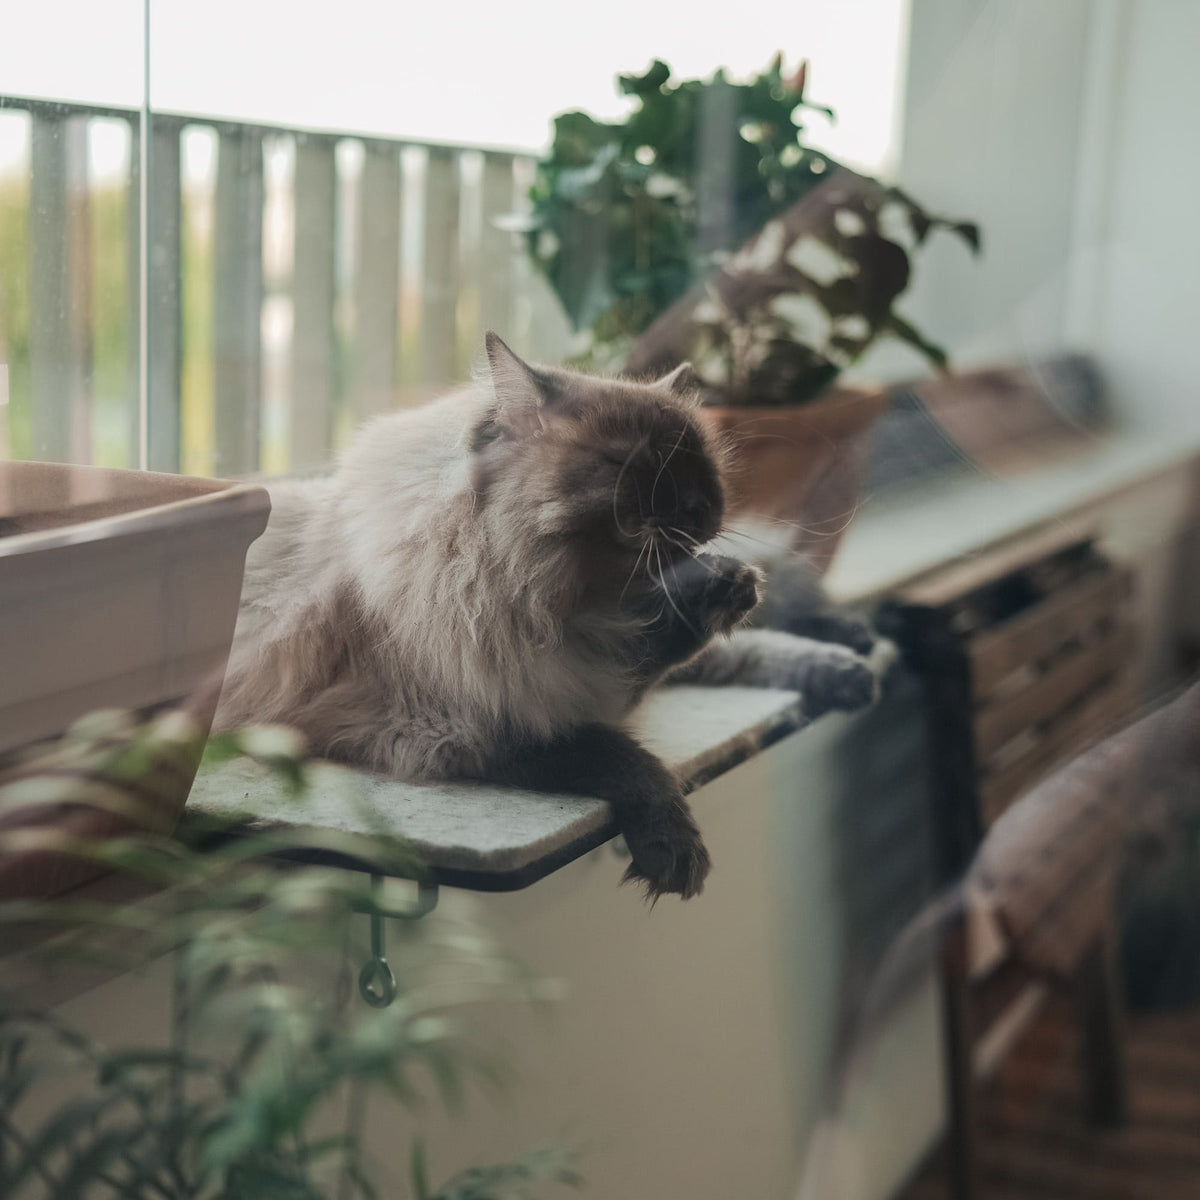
[653,361,699,399]
[485,332,546,438]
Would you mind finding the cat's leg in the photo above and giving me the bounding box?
[486,724,709,901]
[280,678,708,899]
[778,612,877,656]
[666,629,878,717]
[752,553,877,654]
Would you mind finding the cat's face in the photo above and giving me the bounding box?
[473,336,725,581]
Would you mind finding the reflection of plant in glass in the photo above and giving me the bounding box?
[650,176,979,404]
[524,57,979,400]
[0,720,579,1200]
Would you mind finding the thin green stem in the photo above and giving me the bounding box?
[96,1164,149,1197]
[164,938,192,1198]
[335,1078,369,1200]
[0,1105,60,1193]
[119,1147,179,1200]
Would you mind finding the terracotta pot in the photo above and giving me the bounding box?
[698,385,889,573]
[0,462,270,902]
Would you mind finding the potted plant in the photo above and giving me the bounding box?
[1,725,581,1199]
[523,56,979,566]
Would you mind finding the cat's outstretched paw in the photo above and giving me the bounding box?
[786,613,877,657]
[619,799,711,901]
[799,648,878,717]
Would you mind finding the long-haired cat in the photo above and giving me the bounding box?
[217,334,875,899]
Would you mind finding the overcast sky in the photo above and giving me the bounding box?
[0,0,909,177]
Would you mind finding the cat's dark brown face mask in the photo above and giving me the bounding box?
[473,334,725,577]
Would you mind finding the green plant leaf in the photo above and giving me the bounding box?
[428,1146,582,1200]
[950,220,982,254]
[5,716,575,1200]
[340,1156,382,1200]
[51,1126,151,1200]
[618,59,670,96]
[521,55,977,379]
[884,311,950,369]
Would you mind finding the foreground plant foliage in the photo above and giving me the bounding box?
[0,723,579,1200]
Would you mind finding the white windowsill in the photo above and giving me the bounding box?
[828,427,1200,604]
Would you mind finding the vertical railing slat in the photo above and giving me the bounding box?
[213,127,264,476]
[289,134,337,468]
[13,101,579,472]
[478,151,516,345]
[420,147,461,387]
[510,154,573,363]
[126,121,142,468]
[29,113,91,463]
[352,141,401,420]
[145,119,184,472]
[696,78,737,259]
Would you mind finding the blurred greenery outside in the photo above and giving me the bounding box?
[0,167,448,476]
[0,174,32,462]
[0,177,128,466]
[0,164,239,476]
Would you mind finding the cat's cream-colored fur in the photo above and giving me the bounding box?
[220,382,645,773]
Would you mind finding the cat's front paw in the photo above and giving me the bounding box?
[701,557,762,635]
[619,796,711,901]
[799,648,878,717]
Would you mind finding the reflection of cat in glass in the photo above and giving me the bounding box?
[217,336,876,899]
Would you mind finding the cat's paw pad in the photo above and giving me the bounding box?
[802,654,878,717]
[620,811,711,901]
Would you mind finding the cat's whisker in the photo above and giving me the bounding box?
[652,541,699,637]
[666,526,704,551]
[745,498,865,539]
[619,537,653,608]
[660,530,723,579]
[715,427,848,452]
[657,529,692,557]
[611,439,647,540]
[650,425,688,513]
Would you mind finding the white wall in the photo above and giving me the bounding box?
[1083,0,1200,433]
[385,697,941,1200]
[856,0,1094,381]
[860,0,1200,439]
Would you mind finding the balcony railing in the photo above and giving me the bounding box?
[0,95,572,476]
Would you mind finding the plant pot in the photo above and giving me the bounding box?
[0,462,270,901]
[698,384,889,573]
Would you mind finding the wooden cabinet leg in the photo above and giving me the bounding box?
[1076,930,1128,1129]
[940,917,977,1200]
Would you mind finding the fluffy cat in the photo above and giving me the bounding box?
[217,334,875,899]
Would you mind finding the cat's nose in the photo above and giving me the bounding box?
[678,490,710,526]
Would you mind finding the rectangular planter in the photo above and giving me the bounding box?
[0,461,270,899]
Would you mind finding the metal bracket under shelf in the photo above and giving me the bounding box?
[355,874,439,1008]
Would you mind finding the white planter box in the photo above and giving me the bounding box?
[0,461,269,898]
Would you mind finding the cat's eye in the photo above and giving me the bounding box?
[600,451,636,471]
[471,418,503,451]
